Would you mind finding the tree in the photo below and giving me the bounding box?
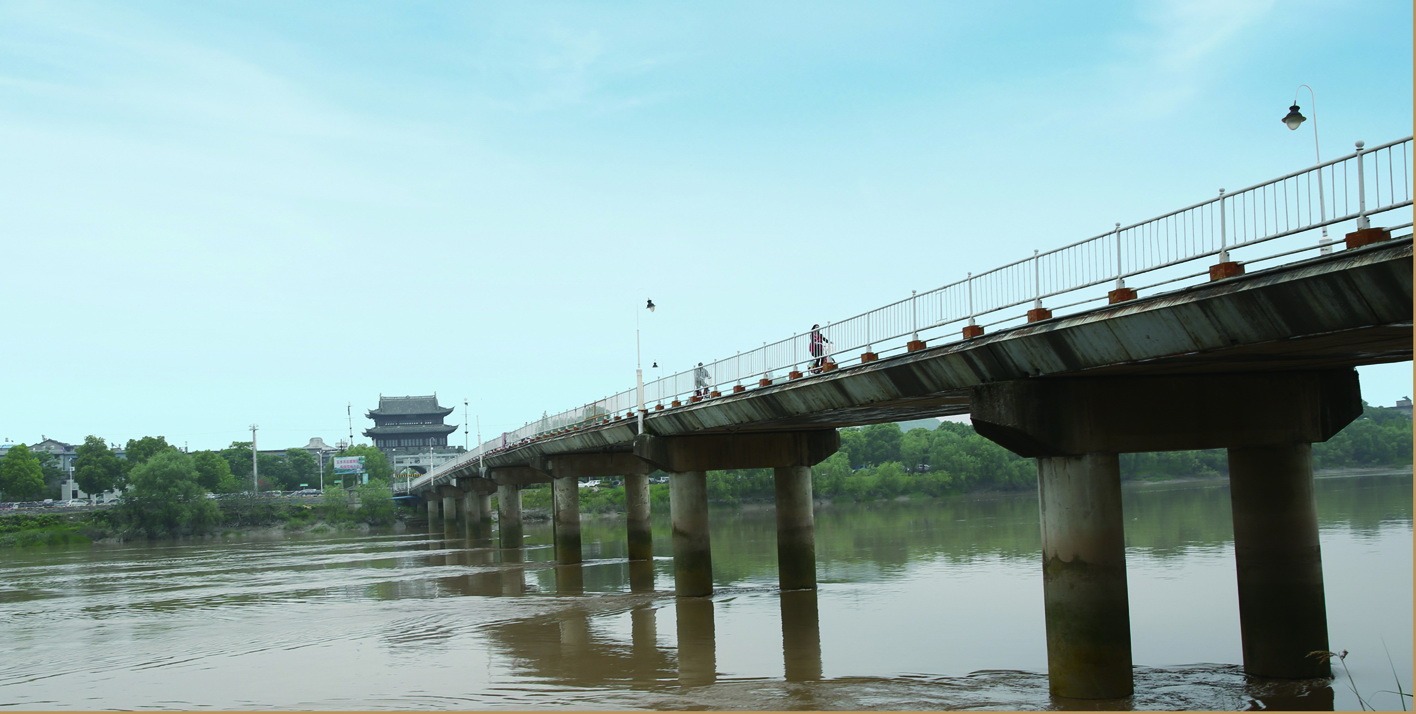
[357,478,396,525]
[123,436,176,481]
[75,435,124,496]
[284,449,319,489]
[0,444,45,501]
[34,451,67,497]
[118,450,221,537]
[256,452,293,490]
[192,451,238,493]
[219,442,254,479]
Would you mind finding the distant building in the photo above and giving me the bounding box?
[4,438,125,502]
[364,395,464,474]
[1394,397,1412,418]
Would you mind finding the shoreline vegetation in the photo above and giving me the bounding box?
[2,405,1409,547]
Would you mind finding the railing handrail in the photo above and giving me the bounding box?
[411,135,1413,492]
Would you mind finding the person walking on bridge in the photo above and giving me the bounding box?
[809,324,831,373]
[693,362,711,397]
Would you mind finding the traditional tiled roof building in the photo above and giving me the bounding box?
[364,395,459,451]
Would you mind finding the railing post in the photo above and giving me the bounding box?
[1107,223,1137,303]
[1209,189,1245,281]
[1027,249,1052,322]
[1355,140,1370,230]
[1217,191,1228,261]
[911,290,919,341]
[1032,250,1042,310]
[962,273,984,339]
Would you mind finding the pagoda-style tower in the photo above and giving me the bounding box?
[364,395,458,452]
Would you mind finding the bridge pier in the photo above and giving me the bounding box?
[1228,443,1329,678]
[438,485,461,523]
[552,476,583,564]
[669,470,713,597]
[636,431,838,597]
[773,465,816,591]
[625,472,653,562]
[535,453,656,567]
[422,492,441,525]
[496,482,522,547]
[972,370,1361,699]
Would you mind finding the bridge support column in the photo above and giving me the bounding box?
[635,430,838,599]
[1229,443,1329,679]
[423,492,441,525]
[552,477,582,564]
[971,370,1360,699]
[1037,452,1131,699]
[773,465,816,591]
[670,470,713,597]
[477,492,493,531]
[461,489,481,530]
[497,483,523,547]
[439,485,461,523]
[625,472,653,562]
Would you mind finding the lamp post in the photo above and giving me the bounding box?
[1283,85,1329,253]
[637,299,655,432]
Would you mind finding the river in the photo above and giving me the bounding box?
[0,470,1409,710]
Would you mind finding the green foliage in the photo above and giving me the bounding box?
[33,451,66,498]
[219,441,254,479]
[322,484,353,522]
[0,444,46,501]
[1314,405,1413,469]
[285,449,319,489]
[192,451,239,493]
[356,479,396,525]
[75,435,125,496]
[116,450,221,537]
[123,435,175,470]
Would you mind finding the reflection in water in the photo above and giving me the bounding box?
[675,596,716,686]
[780,589,822,681]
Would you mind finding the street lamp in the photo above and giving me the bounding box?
[1283,85,1329,253]
[636,299,655,432]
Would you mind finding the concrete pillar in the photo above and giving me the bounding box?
[625,472,653,562]
[462,489,481,526]
[773,465,816,591]
[780,589,822,681]
[424,493,441,525]
[552,477,583,564]
[497,482,523,548]
[1038,452,1132,700]
[669,470,712,597]
[439,485,461,523]
[675,596,717,686]
[477,493,493,531]
[1228,444,1330,679]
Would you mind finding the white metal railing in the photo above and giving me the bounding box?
[414,136,1413,493]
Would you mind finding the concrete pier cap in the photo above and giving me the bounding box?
[632,430,840,472]
[969,369,1362,457]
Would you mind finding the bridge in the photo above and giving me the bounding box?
[410,136,1413,699]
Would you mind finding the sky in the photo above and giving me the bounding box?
[1,0,1411,453]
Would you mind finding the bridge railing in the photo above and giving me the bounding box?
[415,136,1412,492]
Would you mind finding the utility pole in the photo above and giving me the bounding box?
[250,424,259,493]
[464,398,470,450]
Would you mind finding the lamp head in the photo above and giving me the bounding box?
[1282,104,1306,130]
[646,299,655,312]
